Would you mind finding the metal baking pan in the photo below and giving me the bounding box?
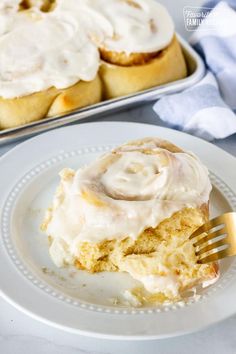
[0,34,205,145]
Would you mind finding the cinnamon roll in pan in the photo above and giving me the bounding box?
[42,138,219,304]
[99,36,187,99]
[95,0,187,97]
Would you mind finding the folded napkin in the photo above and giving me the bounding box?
[153,1,236,140]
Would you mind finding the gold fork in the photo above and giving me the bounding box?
[190,212,236,264]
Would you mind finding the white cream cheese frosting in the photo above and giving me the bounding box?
[54,0,174,54]
[0,0,175,98]
[0,0,21,35]
[44,138,212,268]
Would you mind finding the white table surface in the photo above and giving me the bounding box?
[1,1,236,353]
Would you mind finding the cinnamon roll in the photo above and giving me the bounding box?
[92,0,187,98]
[42,138,219,304]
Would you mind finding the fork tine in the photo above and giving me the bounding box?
[197,248,234,264]
[193,227,227,247]
[195,238,229,257]
[189,215,226,240]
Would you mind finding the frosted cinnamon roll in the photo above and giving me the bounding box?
[42,138,219,304]
[0,4,102,129]
[89,0,187,98]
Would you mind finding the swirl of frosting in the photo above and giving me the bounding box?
[45,139,212,251]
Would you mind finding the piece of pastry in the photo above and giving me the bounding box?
[93,0,187,98]
[42,138,219,304]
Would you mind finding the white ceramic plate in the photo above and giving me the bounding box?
[0,122,236,340]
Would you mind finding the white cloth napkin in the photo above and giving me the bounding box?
[153,1,236,140]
